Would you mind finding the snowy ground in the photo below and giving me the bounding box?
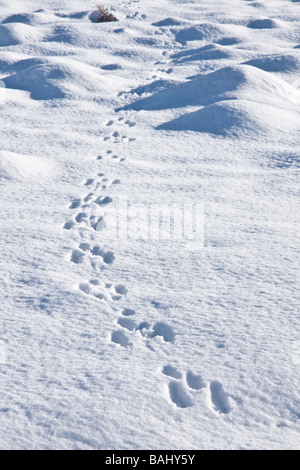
[0,0,299,450]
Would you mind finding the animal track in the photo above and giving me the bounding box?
[79,282,92,295]
[84,178,94,186]
[122,308,136,316]
[75,212,88,223]
[94,216,106,232]
[102,283,129,301]
[64,220,76,230]
[112,155,126,162]
[103,131,136,143]
[114,284,128,295]
[125,11,147,20]
[162,365,182,380]
[117,317,136,331]
[71,249,85,264]
[79,280,116,302]
[111,330,131,348]
[65,107,147,358]
[79,242,91,252]
[61,21,237,422]
[168,381,193,408]
[105,119,135,128]
[125,120,136,127]
[71,243,116,270]
[162,367,229,412]
[114,306,176,350]
[91,246,115,265]
[83,193,94,204]
[186,371,205,390]
[99,150,126,162]
[209,381,231,414]
[151,322,175,343]
[95,195,113,206]
[69,198,81,209]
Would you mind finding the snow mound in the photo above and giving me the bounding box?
[3,58,110,100]
[2,13,36,25]
[1,10,59,25]
[152,17,184,27]
[172,44,231,63]
[2,57,46,74]
[157,99,300,137]
[54,10,88,20]
[121,64,300,110]
[0,151,55,182]
[173,24,226,45]
[247,18,279,29]
[244,53,300,74]
[46,24,82,45]
[45,24,95,46]
[0,23,40,46]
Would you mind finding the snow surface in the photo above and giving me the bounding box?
[0,0,299,450]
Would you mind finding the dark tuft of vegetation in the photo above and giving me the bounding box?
[96,5,118,22]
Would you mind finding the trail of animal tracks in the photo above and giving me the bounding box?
[0,0,299,449]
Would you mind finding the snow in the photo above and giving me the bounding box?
[0,0,299,450]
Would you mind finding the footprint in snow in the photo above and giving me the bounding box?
[117,316,136,331]
[162,365,182,380]
[186,371,206,390]
[103,131,135,143]
[64,220,76,230]
[84,178,95,186]
[94,195,113,206]
[112,154,126,162]
[125,12,147,20]
[99,150,125,162]
[111,330,132,348]
[115,309,175,350]
[162,367,206,408]
[75,212,88,224]
[209,380,231,414]
[134,320,175,344]
[150,322,175,343]
[69,198,81,209]
[79,280,109,301]
[82,176,116,201]
[101,283,128,302]
[124,120,136,127]
[168,381,193,409]
[122,308,136,316]
[79,242,91,252]
[91,245,115,265]
[71,249,85,264]
[82,192,95,204]
[79,282,92,295]
[112,284,128,300]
